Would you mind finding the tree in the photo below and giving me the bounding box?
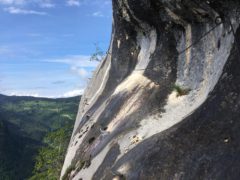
[90,43,106,62]
[29,124,73,180]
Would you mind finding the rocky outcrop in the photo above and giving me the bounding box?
[61,0,240,179]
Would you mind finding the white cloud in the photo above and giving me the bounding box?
[0,0,26,5]
[63,89,84,97]
[66,0,80,7]
[0,0,111,9]
[0,0,55,9]
[2,90,84,98]
[4,6,47,15]
[9,91,40,97]
[79,0,111,7]
[92,11,104,17]
[39,1,55,8]
[43,55,99,79]
[44,55,99,68]
[70,66,88,78]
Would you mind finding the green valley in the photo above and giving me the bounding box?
[0,94,80,180]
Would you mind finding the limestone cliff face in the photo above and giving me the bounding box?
[61,1,240,179]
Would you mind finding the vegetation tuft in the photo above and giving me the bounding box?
[90,43,106,62]
[173,84,190,97]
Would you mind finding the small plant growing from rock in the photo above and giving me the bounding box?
[90,43,106,62]
[173,84,190,97]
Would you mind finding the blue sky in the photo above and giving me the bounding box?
[0,0,112,97]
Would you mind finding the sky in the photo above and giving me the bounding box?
[0,0,112,98]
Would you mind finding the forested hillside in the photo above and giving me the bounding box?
[0,94,80,179]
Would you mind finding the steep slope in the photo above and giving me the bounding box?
[62,0,240,179]
[0,95,80,179]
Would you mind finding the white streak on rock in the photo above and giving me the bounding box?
[184,25,192,77]
[117,39,121,48]
[88,60,111,106]
[135,30,157,71]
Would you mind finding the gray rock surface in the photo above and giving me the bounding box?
[61,0,240,179]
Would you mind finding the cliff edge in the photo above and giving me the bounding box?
[61,0,240,179]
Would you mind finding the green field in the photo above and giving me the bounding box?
[0,94,80,180]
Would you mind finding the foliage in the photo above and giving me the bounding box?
[173,84,190,97]
[29,124,73,180]
[90,43,106,61]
